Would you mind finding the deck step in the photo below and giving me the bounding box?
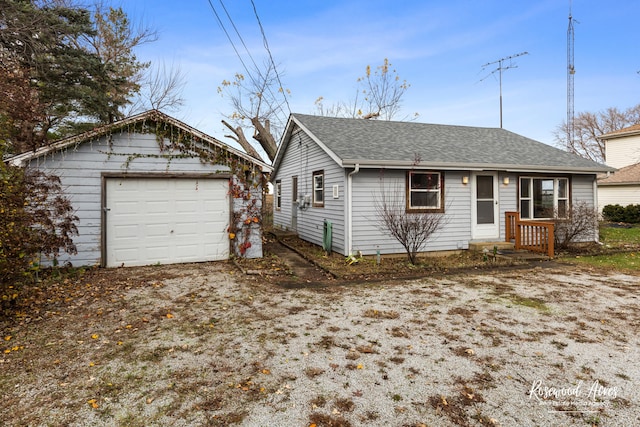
[468,241,515,252]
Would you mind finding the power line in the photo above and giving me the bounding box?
[250,0,291,115]
[207,0,290,121]
[206,0,254,84]
[217,0,260,74]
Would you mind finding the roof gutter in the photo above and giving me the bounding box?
[347,164,360,256]
[340,159,613,174]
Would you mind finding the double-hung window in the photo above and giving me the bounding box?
[519,177,569,219]
[274,180,282,210]
[407,171,443,212]
[312,170,324,207]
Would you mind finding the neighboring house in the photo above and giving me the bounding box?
[271,114,612,257]
[597,124,640,212]
[8,110,271,267]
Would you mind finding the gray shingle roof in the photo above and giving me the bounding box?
[290,113,611,173]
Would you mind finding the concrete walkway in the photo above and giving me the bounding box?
[264,234,336,287]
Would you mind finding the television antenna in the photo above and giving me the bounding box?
[480,51,529,128]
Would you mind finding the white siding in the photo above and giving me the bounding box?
[272,131,346,253]
[605,135,640,169]
[598,185,640,212]
[27,133,235,266]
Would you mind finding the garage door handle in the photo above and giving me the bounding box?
[103,207,111,212]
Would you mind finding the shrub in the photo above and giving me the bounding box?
[623,204,640,223]
[374,180,446,265]
[602,204,640,223]
[554,202,598,250]
[1,158,78,304]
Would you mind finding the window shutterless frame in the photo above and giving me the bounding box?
[275,180,282,210]
[312,170,324,207]
[519,176,570,219]
[405,171,444,213]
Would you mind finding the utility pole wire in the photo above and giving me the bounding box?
[206,0,256,87]
[208,0,289,122]
[250,0,291,116]
[479,51,528,128]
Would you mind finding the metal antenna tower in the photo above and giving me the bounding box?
[567,1,576,150]
[480,51,529,128]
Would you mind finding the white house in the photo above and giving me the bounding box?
[597,124,640,212]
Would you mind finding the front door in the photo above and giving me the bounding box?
[471,172,499,240]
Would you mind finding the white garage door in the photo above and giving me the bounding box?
[105,177,230,267]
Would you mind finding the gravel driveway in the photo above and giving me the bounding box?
[1,262,638,426]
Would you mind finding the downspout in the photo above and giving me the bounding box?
[593,176,602,244]
[347,164,360,256]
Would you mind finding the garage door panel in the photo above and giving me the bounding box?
[106,177,230,267]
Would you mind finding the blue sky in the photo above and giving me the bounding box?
[125,0,640,153]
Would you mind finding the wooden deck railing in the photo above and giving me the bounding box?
[505,211,555,258]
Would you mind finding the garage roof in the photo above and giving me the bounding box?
[8,110,272,173]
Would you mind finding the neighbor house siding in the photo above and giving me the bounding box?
[598,185,640,212]
[27,133,230,266]
[350,169,472,256]
[272,130,346,252]
[605,135,640,169]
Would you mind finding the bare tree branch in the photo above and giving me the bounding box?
[218,60,289,162]
[315,59,416,121]
[127,61,187,115]
[221,120,264,162]
[554,104,640,163]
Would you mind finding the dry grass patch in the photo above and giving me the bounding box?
[362,308,399,319]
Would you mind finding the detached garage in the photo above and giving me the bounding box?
[8,110,271,267]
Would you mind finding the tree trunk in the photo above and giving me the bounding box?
[250,117,278,162]
[221,120,264,162]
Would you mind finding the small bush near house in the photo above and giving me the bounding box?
[1,157,78,307]
[554,201,598,250]
[602,204,640,223]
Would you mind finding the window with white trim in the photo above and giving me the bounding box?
[519,177,569,219]
[275,180,282,210]
[312,170,324,207]
[407,171,443,212]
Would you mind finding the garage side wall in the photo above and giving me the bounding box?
[27,133,237,266]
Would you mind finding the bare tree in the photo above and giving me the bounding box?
[127,61,187,115]
[217,61,289,162]
[554,104,640,163]
[315,58,415,121]
[374,180,446,265]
